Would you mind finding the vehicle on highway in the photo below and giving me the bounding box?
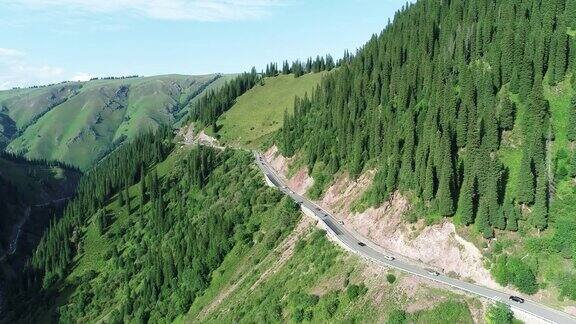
[425,268,440,276]
[358,242,366,247]
[509,296,525,303]
[338,220,344,225]
[316,207,321,211]
[384,255,395,261]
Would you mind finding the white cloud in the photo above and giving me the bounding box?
[0,48,68,90]
[17,0,286,21]
[71,72,92,82]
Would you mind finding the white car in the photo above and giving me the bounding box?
[338,220,344,225]
[384,255,395,261]
[425,268,440,276]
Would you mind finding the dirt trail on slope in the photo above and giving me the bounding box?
[262,145,500,289]
[178,123,224,149]
[249,216,315,290]
[197,215,315,320]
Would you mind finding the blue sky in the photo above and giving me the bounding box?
[0,0,408,89]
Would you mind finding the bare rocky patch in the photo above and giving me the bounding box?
[178,123,224,149]
[263,147,500,289]
[264,145,313,194]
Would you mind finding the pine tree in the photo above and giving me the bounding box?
[500,12,515,84]
[482,115,499,151]
[423,155,435,202]
[532,169,548,231]
[282,60,290,74]
[505,200,519,232]
[499,97,516,130]
[456,104,468,148]
[552,25,568,85]
[517,150,535,204]
[349,132,365,179]
[125,186,131,214]
[140,166,147,204]
[457,176,475,225]
[385,151,399,193]
[118,190,125,207]
[477,197,494,239]
[494,205,507,230]
[95,210,104,235]
[437,147,455,216]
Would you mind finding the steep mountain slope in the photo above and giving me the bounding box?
[0,154,80,297]
[272,0,576,304]
[0,114,16,149]
[4,132,490,323]
[0,74,222,169]
[5,0,576,322]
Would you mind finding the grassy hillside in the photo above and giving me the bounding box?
[0,74,224,169]
[215,72,325,148]
[0,83,82,130]
[183,215,480,323]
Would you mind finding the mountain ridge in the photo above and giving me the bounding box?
[0,74,227,169]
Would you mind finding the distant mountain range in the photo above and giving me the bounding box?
[0,74,231,169]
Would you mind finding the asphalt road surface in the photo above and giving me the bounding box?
[254,152,576,324]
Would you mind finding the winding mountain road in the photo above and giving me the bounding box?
[254,152,576,324]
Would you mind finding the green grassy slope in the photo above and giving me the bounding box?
[215,72,325,148]
[0,83,82,129]
[183,220,480,323]
[0,74,223,169]
[7,84,129,169]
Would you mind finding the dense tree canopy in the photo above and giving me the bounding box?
[278,0,575,237]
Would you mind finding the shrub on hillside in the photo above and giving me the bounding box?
[346,283,368,300]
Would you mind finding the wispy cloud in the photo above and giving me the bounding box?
[15,0,286,21]
[0,47,85,90]
[0,48,26,58]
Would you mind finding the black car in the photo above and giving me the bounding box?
[509,296,525,303]
[358,242,366,247]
